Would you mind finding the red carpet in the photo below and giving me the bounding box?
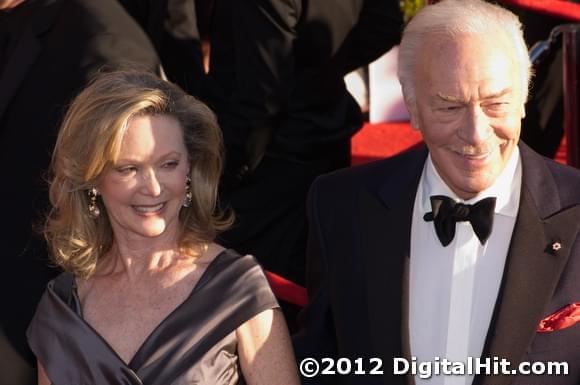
[498,0,580,21]
[352,122,422,165]
[352,122,568,166]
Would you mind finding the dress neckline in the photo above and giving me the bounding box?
[70,249,232,368]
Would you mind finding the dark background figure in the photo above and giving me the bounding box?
[116,0,207,96]
[0,0,159,383]
[505,5,565,158]
[205,0,403,329]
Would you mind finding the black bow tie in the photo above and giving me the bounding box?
[423,195,496,247]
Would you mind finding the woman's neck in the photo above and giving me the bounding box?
[97,235,208,281]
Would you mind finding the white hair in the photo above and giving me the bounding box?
[398,0,531,110]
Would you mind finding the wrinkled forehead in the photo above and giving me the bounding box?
[416,32,522,97]
[418,32,517,68]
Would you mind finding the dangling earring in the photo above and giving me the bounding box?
[88,187,100,218]
[183,176,193,208]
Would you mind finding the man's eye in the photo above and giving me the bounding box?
[485,103,510,116]
[439,105,461,112]
[486,102,508,110]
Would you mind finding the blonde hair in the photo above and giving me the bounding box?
[398,0,532,110]
[46,70,232,278]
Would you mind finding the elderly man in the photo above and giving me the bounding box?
[293,1,580,384]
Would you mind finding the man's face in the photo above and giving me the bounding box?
[410,33,525,199]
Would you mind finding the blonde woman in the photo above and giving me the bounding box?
[27,70,299,385]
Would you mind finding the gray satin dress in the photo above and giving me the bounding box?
[27,250,279,385]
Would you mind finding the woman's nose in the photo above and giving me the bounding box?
[142,169,162,196]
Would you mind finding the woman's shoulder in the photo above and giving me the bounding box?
[201,245,270,287]
[43,271,84,314]
[197,245,278,309]
[202,243,260,272]
[47,271,75,296]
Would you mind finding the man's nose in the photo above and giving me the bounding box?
[142,169,162,196]
[459,105,491,145]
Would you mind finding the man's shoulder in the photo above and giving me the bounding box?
[523,146,580,207]
[49,0,159,71]
[312,145,427,196]
[55,0,152,39]
[543,158,580,202]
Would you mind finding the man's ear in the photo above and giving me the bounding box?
[401,92,421,131]
[407,103,421,131]
[520,103,526,119]
[410,115,421,131]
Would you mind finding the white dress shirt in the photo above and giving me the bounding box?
[409,147,522,385]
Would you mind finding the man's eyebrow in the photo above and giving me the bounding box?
[481,88,513,99]
[436,93,465,103]
[436,88,513,102]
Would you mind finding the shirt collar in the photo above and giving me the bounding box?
[419,146,522,217]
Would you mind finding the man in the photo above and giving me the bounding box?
[205,0,402,330]
[117,0,206,95]
[0,0,159,383]
[294,1,580,384]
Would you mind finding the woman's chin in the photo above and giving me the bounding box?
[133,221,168,238]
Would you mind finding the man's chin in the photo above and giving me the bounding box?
[440,167,497,199]
[455,177,496,198]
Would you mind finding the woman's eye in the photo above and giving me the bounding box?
[162,160,179,169]
[116,166,137,175]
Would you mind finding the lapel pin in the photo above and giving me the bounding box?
[544,241,562,255]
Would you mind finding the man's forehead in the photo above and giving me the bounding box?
[419,31,515,58]
[417,33,520,89]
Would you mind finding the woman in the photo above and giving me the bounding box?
[26,70,300,385]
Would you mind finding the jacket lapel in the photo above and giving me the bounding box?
[0,0,62,121]
[477,144,580,385]
[358,148,426,384]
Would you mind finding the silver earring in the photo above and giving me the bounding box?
[88,188,100,218]
[183,176,192,208]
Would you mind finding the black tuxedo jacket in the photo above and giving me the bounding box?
[206,0,402,172]
[117,0,204,95]
[0,0,159,367]
[294,143,580,385]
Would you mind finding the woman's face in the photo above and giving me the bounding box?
[97,114,190,242]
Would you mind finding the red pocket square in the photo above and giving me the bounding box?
[537,303,580,332]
